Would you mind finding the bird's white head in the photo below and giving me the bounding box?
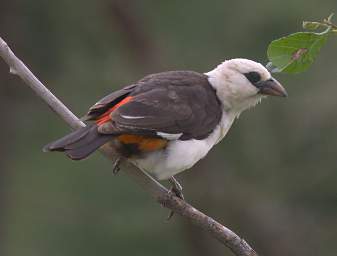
[206,58,287,113]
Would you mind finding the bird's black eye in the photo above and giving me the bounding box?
[244,72,261,85]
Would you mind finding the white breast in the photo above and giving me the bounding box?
[130,111,236,180]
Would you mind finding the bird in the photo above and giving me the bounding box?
[44,58,287,201]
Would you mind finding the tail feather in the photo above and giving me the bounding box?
[43,125,93,152]
[65,135,112,160]
[43,124,113,160]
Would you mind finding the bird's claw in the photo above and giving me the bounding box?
[167,176,184,220]
[112,157,121,175]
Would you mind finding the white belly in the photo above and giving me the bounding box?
[130,112,236,180]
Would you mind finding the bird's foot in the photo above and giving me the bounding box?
[169,176,184,200]
[167,176,184,220]
[112,157,121,175]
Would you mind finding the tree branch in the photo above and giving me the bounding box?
[0,36,258,256]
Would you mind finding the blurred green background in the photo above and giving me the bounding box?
[1,1,337,256]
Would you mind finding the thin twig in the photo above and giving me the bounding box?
[323,20,337,29]
[0,36,258,256]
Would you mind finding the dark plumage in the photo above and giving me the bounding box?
[44,71,222,159]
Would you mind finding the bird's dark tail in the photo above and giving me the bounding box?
[43,124,113,160]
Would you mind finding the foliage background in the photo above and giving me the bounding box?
[1,1,336,255]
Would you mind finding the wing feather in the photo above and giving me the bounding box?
[94,71,222,140]
[82,84,137,120]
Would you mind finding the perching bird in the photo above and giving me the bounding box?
[44,58,287,199]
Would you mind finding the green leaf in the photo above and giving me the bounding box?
[267,31,330,74]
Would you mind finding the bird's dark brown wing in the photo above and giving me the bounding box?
[96,71,222,140]
[83,84,137,120]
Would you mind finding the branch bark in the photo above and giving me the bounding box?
[0,36,258,256]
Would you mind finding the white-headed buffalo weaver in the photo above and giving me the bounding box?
[44,58,287,201]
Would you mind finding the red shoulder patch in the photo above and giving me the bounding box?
[96,96,133,125]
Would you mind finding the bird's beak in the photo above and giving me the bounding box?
[257,78,288,97]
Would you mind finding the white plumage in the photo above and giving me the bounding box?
[132,111,236,180]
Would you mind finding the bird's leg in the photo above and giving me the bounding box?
[169,176,184,200]
[167,176,184,220]
[112,157,121,175]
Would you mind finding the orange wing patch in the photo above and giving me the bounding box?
[117,134,168,152]
[96,96,133,125]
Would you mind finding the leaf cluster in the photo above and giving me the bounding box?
[267,13,336,74]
